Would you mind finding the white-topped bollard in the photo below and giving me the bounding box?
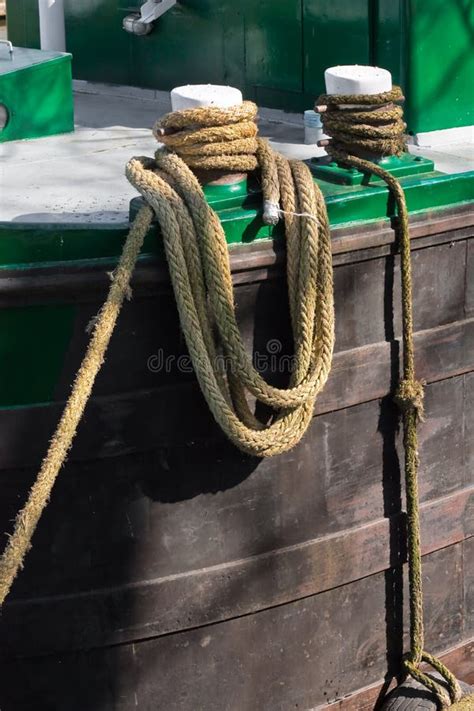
[324,65,392,96]
[170,84,243,112]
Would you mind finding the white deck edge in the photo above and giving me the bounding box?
[409,125,474,148]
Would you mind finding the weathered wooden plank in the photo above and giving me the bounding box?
[328,204,474,258]
[0,545,467,711]
[32,236,463,403]
[0,375,467,592]
[2,480,471,657]
[466,239,474,317]
[0,318,472,467]
[0,376,466,615]
[1,238,468,394]
[332,240,466,351]
[315,318,474,415]
[0,205,471,305]
[465,372,474,491]
[465,539,474,640]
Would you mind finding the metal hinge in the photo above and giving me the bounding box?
[123,0,176,35]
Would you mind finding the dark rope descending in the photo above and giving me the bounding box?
[315,88,467,710]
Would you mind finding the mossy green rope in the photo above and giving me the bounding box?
[316,90,467,710]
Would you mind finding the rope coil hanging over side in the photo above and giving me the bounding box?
[316,89,470,710]
[126,140,334,457]
[0,101,335,609]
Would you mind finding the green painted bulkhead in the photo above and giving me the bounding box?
[6,0,473,133]
[0,48,74,142]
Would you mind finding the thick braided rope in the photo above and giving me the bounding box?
[449,695,474,710]
[0,206,153,607]
[154,100,259,171]
[316,86,406,156]
[320,87,463,707]
[127,146,334,457]
[158,101,257,129]
[148,143,334,411]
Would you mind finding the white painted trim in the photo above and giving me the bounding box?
[408,125,474,148]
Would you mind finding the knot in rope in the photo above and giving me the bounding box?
[315,85,406,158]
[394,378,425,421]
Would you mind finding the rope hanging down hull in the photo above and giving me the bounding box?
[316,88,472,710]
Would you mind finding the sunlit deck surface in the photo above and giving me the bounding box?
[1,81,473,225]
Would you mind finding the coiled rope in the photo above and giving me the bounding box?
[153,100,259,171]
[316,89,471,710]
[316,86,406,157]
[0,103,334,608]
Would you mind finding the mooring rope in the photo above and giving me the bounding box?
[316,89,470,710]
[0,103,334,607]
[0,205,153,607]
[316,86,406,157]
[126,141,335,455]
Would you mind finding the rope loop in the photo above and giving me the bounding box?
[404,652,463,709]
[0,104,335,606]
[126,135,335,457]
[316,85,405,107]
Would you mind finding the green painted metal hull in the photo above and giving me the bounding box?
[6,0,473,133]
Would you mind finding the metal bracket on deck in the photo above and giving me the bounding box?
[123,0,177,35]
[0,40,14,60]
